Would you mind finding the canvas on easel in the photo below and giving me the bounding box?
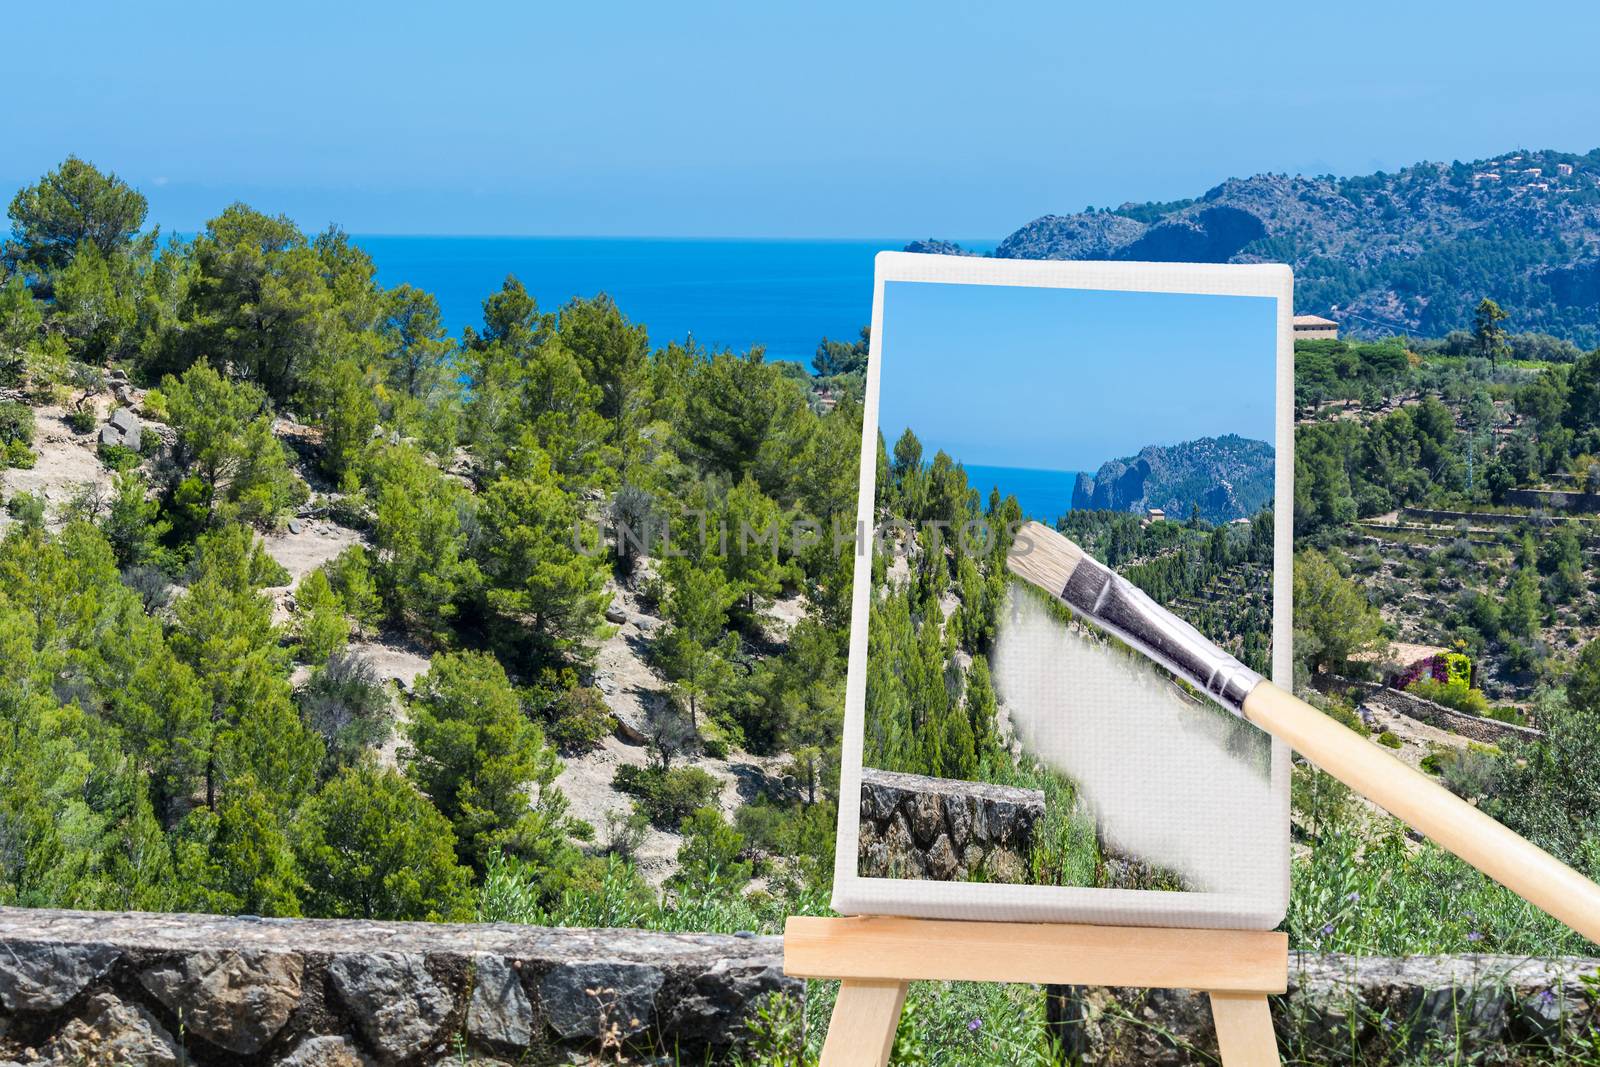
[832,253,1295,930]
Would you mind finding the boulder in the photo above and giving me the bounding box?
[35,992,179,1067]
[139,948,303,1054]
[0,942,120,1012]
[539,960,664,1041]
[467,954,534,1050]
[280,1035,375,1067]
[327,952,453,1063]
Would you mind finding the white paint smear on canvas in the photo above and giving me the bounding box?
[993,589,1279,898]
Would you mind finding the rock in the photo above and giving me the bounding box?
[0,941,120,1012]
[139,948,303,1054]
[907,791,944,848]
[925,834,959,880]
[539,961,664,1041]
[97,424,121,448]
[879,812,922,877]
[604,605,628,624]
[37,992,179,1067]
[280,1035,375,1067]
[857,769,1044,882]
[657,956,802,1051]
[467,955,533,1050]
[327,952,454,1063]
[946,795,973,849]
[288,518,304,535]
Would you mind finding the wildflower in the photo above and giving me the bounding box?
[1320,923,1335,936]
[1539,988,1557,1005]
[967,1017,982,1033]
[1345,891,1360,903]
[1466,931,1483,943]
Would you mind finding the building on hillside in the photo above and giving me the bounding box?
[1473,172,1502,182]
[1557,163,1575,177]
[1293,314,1339,340]
[1145,507,1165,523]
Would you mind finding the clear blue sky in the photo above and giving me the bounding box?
[5,0,1599,238]
[878,282,1276,472]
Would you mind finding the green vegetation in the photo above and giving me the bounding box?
[6,155,1600,1062]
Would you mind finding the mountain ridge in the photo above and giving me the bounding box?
[1070,434,1275,523]
[908,147,1600,347]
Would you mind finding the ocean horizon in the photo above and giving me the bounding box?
[356,234,994,364]
[961,463,1083,524]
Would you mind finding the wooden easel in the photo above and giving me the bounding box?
[785,915,1286,1066]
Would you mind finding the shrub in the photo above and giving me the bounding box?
[4,439,35,469]
[613,764,720,828]
[1318,697,1370,737]
[1376,730,1402,749]
[97,442,140,472]
[545,686,615,754]
[1485,704,1529,726]
[1408,676,1490,715]
[0,400,34,446]
[299,651,394,777]
[65,406,96,434]
[5,491,45,526]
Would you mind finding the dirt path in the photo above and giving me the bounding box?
[0,403,117,531]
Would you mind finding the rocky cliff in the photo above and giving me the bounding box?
[1069,434,1274,523]
[911,147,1600,346]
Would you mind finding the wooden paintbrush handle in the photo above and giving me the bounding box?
[1243,680,1600,945]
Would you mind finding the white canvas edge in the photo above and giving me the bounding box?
[829,251,1295,930]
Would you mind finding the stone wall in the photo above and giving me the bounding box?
[1501,488,1600,514]
[1056,952,1600,1065]
[857,768,1044,882]
[1333,678,1544,744]
[0,907,796,1066]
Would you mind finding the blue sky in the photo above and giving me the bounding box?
[877,282,1276,472]
[4,1,1599,238]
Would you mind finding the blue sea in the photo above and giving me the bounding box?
[962,464,1084,525]
[357,235,989,365]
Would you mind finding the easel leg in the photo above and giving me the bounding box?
[1209,992,1279,1066]
[819,979,909,1067]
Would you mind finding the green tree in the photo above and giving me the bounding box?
[5,157,148,273]
[319,546,383,637]
[722,475,786,613]
[293,569,350,664]
[198,779,303,916]
[312,357,378,483]
[558,294,649,454]
[367,443,478,637]
[668,807,752,898]
[1503,566,1543,639]
[295,763,472,921]
[100,471,169,569]
[1472,298,1510,367]
[656,559,738,727]
[171,525,297,809]
[162,362,300,528]
[1293,548,1386,677]
[404,651,568,870]
[477,449,611,663]
[179,204,332,404]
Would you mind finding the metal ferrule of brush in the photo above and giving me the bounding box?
[1060,556,1263,717]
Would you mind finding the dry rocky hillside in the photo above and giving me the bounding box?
[0,387,788,885]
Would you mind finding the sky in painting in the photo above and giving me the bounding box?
[876,282,1276,472]
[2,0,1597,237]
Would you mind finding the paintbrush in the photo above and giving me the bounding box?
[1006,520,1600,943]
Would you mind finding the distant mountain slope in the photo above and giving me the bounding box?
[1071,434,1274,523]
[912,148,1600,347]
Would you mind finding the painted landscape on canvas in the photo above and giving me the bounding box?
[858,280,1283,896]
